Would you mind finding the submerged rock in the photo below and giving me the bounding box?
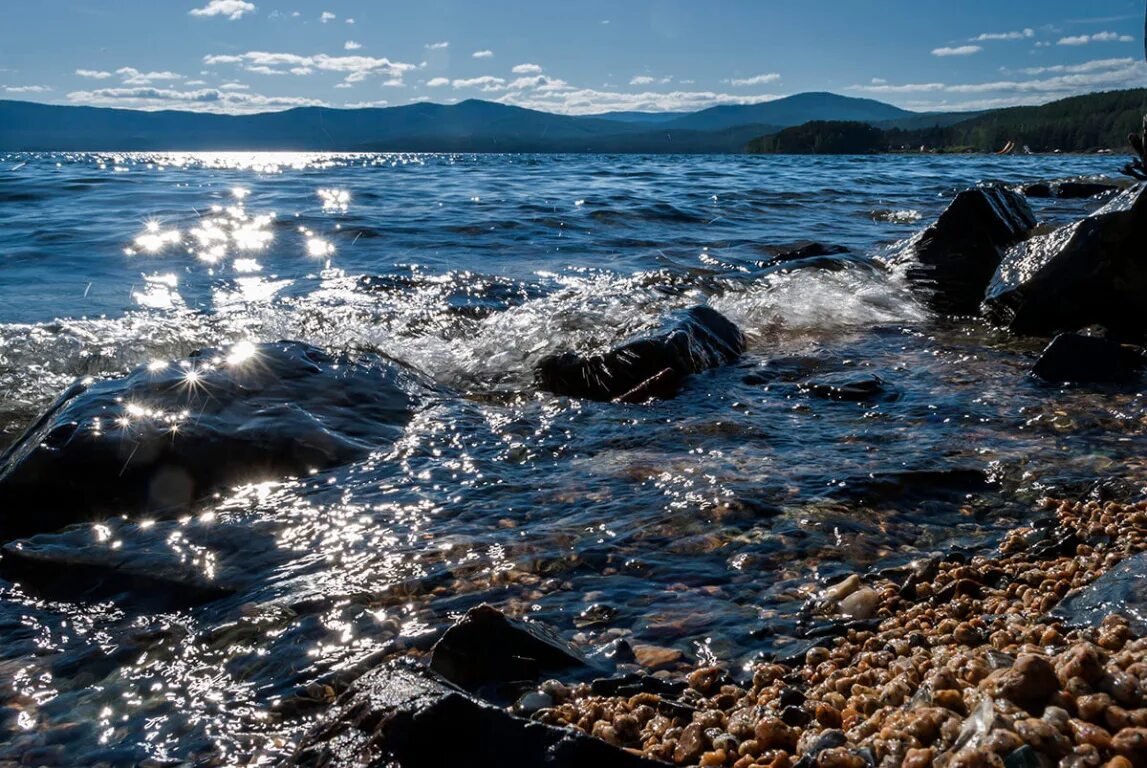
[893,185,1036,314]
[1021,180,1123,200]
[430,604,597,696]
[0,341,437,540]
[800,372,899,403]
[1031,333,1144,384]
[291,660,665,768]
[983,184,1147,338]
[535,305,746,403]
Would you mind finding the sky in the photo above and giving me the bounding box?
[1,0,1145,115]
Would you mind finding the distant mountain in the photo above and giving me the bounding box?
[587,111,690,124]
[3,91,1136,153]
[659,92,914,132]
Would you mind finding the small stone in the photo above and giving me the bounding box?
[815,747,866,768]
[825,575,861,602]
[633,644,683,669]
[675,722,709,764]
[838,588,880,620]
[985,654,1059,711]
[1111,727,1147,764]
[700,749,727,766]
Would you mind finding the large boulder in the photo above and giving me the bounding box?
[983,184,1147,338]
[291,660,667,768]
[0,341,437,540]
[535,305,746,403]
[1031,333,1144,384]
[892,185,1036,314]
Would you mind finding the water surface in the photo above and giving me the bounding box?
[0,152,1142,764]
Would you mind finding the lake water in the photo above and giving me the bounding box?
[0,151,1143,765]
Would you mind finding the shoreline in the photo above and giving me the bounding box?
[531,497,1147,767]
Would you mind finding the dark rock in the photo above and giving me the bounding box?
[830,469,993,505]
[1052,551,1147,635]
[535,305,746,402]
[791,729,848,768]
[429,605,597,695]
[291,660,667,768]
[0,341,437,540]
[1004,744,1041,768]
[800,372,898,403]
[983,184,1147,339]
[893,185,1036,314]
[1022,180,1123,199]
[1031,333,1144,384]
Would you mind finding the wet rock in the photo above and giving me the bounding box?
[983,654,1059,713]
[893,185,1036,314]
[429,605,596,695]
[801,372,899,403]
[983,184,1147,339]
[535,305,746,403]
[0,341,437,540]
[291,660,665,768]
[1031,333,1144,384]
[1021,180,1123,200]
[1052,552,1147,635]
[758,243,875,275]
[830,468,993,505]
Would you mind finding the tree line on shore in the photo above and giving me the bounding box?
[747,88,1147,154]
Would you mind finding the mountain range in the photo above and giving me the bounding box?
[0,92,981,153]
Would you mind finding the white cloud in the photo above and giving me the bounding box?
[932,45,983,56]
[344,41,361,50]
[4,85,52,94]
[871,77,887,85]
[205,51,418,85]
[472,50,494,58]
[116,67,184,85]
[320,11,336,23]
[1020,57,1135,75]
[973,28,1035,41]
[185,79,207,86]
[346,100,389,108]
[629,75,655,85]
[1059,31,1135,45]
[425,41,449,50]
[727,73,782,86]
[452,75,506,91]
[75,69,113,79]
[511,63,542,74]
[189,0,256,21]
[426,77,450,87]
[848,57,1147,107]
[345,17,355,24]
[219,82,249,90]
[66,85,326,112]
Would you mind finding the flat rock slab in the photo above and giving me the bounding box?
[1021,180,1124,200]
[984,184,1147,339]
[1053,552,1147,635]
[291,660,668,768]
[430,604,600,698]
[0,341,438,540]
[536,305,746,403]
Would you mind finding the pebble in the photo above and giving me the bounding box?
[532,498,1147,767]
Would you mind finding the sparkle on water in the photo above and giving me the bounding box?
[0,150,1143,764]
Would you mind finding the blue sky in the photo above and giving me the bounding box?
[1,0,1144,114]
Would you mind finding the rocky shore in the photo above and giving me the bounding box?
[528,497,1147,767]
